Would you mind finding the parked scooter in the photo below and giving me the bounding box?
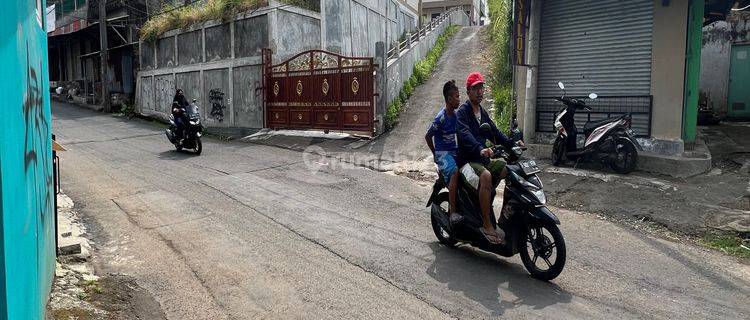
[165,99,204,155]
[551,82,642,174]
[426,124,566,281]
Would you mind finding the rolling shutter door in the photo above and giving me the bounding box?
[536,0,654,136]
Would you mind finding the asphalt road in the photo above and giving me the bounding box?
[53,101,750,319]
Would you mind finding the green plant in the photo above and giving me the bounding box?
[140,0,320,42]
[403,80,413,97]
[115,101,136,118]
[487,0,514,133]
[386,99,403,130]
[385,25,459,130]
[702,234,750,260]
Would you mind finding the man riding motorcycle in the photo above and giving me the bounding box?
[456,72,521,244]
[172,89,190,142]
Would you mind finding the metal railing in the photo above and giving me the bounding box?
[535,96,654,137]
[387,7,461,59]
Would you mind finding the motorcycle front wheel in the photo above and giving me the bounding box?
[194,138,202,155]
[519,223,566,281]
[551,136,566,166]
[430,192,457,248]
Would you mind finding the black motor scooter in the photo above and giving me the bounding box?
[166,99,204,155]
[551,82,642,174]
[426,124,566,281]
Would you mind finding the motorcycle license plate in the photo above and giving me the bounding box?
[519,160,541,175]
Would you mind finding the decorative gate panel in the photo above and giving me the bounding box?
[263,49,375,135]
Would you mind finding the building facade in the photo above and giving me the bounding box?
[46,0,149,106]
[1,1,56,318]
[701,10,750,120]
[421,0,487,25]
[513,0,739,155]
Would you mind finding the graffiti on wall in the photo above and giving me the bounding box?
[209,88,226,122]
[22,41,53,229]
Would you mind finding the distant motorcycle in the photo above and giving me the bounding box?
[165,99,203,155]
[551,82,641,174]
[427,123,566,281]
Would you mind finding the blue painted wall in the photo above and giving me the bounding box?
[0,1,56,319]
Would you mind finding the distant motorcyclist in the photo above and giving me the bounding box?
[172,89,189,141]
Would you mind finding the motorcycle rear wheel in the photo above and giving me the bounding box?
[430,192,457,248]
[519,223,566,281]
[609,140,637,174]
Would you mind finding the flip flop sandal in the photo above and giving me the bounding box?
[449,213,464,224]
[480,227,502,245]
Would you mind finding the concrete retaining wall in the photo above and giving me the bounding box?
[322,0,417,57]
[137,1,450,134]
[136,4,320,132]
[384,10,470,107]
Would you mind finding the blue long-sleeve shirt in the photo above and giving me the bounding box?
[456,100,514,166]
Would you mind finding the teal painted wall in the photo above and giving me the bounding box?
[0,1,56,319]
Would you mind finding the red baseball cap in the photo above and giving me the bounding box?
[466,72,485,88]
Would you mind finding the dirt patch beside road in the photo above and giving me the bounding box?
[534,124,750,253]
[47,193,165,320]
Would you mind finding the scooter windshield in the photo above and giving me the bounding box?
[186,104,200,119]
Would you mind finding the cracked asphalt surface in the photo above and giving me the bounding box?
[53,101,750,319]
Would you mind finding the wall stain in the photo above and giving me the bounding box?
[209,88,226,122]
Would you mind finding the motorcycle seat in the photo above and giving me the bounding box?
[583,115,625,134]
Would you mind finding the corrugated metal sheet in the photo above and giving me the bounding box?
[537,0,654,97]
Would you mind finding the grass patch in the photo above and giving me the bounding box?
[140,0,320,42]
[385,25,459,130]
[486,0,514,133]
[701,234,750,260]
[113,101,137,118]
[82,279,103,295]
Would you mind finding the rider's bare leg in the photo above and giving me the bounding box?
[479,170,496,234]
[448,171,459,214]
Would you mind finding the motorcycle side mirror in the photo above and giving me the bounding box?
[557,82,565,90]
[588,93,598,100]
[479,123,492,135]
[192,99,197,103]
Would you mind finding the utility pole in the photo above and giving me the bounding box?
[99,0,110,112]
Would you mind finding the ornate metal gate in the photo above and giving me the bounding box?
[263,49,376,135]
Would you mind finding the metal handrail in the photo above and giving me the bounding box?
[387,6,459,59]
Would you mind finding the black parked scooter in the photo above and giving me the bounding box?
[551,82,642,174]
[166,99,204,155]
[426,124,566,281]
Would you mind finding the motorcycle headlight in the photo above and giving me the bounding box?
[512,146,523,156]
[531,188,547,204]
[516,174,547,204]
[189,120,200,125]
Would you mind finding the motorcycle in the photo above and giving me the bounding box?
[165,99,203,155]
[426,123,566,281]
[551,82,641,174]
